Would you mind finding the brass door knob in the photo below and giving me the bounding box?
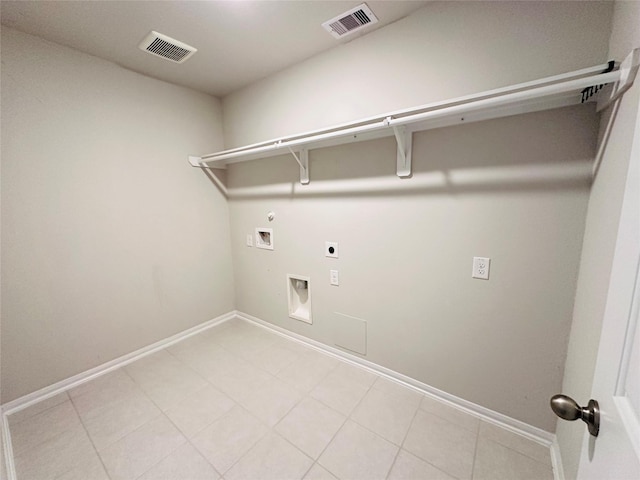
[550,394,599,437]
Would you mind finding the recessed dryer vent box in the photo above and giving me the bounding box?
[255,228,273,250]
[326,242,339,258]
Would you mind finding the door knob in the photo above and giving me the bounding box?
[550,394,599,437]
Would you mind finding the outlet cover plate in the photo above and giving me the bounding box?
[472,257,490,280]
[326,242,339,258]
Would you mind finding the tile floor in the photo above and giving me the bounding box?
[7,318,555,480]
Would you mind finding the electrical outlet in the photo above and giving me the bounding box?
[326,242,339,258]
[330,270,339,286]
[472,257,490,280]
[246,234,253,247]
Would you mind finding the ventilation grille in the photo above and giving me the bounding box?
[138,31,197,64]
[322,3,379,39]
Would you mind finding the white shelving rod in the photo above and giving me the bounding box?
[384,70,621,130]
[189,51,640,184]
[199,61,614,161]
[200,70,620,164]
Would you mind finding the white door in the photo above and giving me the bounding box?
[576,91,640,478]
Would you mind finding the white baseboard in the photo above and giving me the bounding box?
[236,310,555,447]
[1,412,16,480]
[1,311,235,417]
[551,436,566,480]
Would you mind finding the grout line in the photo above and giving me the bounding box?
[209,341,326,475]
[138,409,223,480]
[343,379,403,480]
[470,419,481,480]
[313,417,349,477]
[161,348,216,389]
[68,396,112,480]
[385,406,420,480]
[270,387,307,433]
[178,404,239,478]
[156,374,231,477]
[214,403,271,476]
[396,406,468,480]
[115,369,194,480]
[270,429,317,469]
[10,399,96,463]
[182,437,224,479]
[299,461,316,480]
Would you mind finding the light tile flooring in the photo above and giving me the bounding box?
[8,319,554,480]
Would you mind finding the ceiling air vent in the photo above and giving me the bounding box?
[322,3,378,39]
[138,31,197,64]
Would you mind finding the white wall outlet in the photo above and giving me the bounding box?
[246,234,253,247]
[330,270,339,286]
[472,257,490,280]
[326,242,339,258]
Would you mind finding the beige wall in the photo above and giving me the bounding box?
[0,28,235,402]
[221,1,614,433]
[227,104,597,432]
[222,1,612,148]
[0,0,623,441]
[556,1,640,478]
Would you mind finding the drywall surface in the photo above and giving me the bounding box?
[222,1,612,148]
[0,28,235,402]
[227,105,597,432]
[556,1,640,478]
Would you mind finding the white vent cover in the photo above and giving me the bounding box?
[322,3,378,39]
[138,31,197,63]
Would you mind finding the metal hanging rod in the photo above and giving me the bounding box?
[189,49,639,184]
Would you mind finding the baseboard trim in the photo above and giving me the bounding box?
[1,412,16,480]
[235,310,555,447]
[551,436,566,480]
[1,311,236,417]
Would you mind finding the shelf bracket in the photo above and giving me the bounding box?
[287,146,309,184]
[188,156,228,196]
[188,155,226,169]
[188,155,203,167]
[391,123,412,178]
[598,48,640,112]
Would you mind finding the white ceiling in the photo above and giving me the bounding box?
[0,0,428,97]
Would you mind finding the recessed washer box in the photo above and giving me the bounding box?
[255,228,273,250]
[287,274,312,324]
